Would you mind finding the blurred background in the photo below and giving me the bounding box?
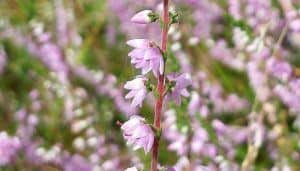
[0,0,300,171]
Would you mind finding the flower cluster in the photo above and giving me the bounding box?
[0,132,21,166]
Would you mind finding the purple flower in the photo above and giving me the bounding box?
[127,39,164,76]
[289,79,300,96]
[229,0,242,20]
[121,115,154,153]
[131,10,154,24]
[62,154,92,171]
[124,77,148,107]
[167,73,192,105]
[266,57,292,81]
[167,167,176,171]
[0,132,21,166]
[290,19,300,32]
[274,85,300,112]
[168,134,188,156]
[210,40,245,70]
[188,91,209,117]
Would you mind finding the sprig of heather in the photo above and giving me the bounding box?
[122,1,191,170]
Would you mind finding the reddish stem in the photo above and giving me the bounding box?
[151,0,169,171]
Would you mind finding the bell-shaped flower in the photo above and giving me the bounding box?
[124,77,148,107]
[121,115,155,153]
[127,39,164,76]
[131,10,155,24]
[166,73,192,105]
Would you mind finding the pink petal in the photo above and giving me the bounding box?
[127,39,150,49]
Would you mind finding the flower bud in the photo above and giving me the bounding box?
[131,10,158,24]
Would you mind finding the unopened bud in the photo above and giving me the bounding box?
[131,10,158,24]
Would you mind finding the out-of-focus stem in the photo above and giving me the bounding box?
[151,0,169,171]
[242,97,261,171]
[241,145,259,171]
[279,0,294,15]
[161,0,169,52]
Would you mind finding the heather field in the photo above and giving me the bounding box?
[0,0,300,171]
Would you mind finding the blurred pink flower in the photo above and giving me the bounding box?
[167,73,192,105]
[290,19,300,32]
[167,167,176,171]
[62,154,92,171]
[0,132,21,166]
[266,57,292,82]
[121,115,154,153]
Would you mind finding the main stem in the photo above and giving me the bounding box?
[151,0,169,171]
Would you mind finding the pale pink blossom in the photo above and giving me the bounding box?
[124,77,148,107]
[121,115,154,153]
[127,39,164,76]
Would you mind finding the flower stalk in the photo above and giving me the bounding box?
[151,1,169,171]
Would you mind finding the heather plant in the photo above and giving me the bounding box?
[0,0,300,171]
[121,1,191,170]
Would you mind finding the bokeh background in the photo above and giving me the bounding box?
[0,0,300,170]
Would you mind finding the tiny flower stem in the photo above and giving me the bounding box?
[151,0,169,171]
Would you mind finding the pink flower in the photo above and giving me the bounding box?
[0,132,21,166]
[124,77,148,107]
[131,10,153,24]
[266,57,292,81]
[121,115,154,153]
[166,73,192,105]
[127,39,164,76]
[290,19,300,32]
[167,168,176,171]
[188,91,209,117]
